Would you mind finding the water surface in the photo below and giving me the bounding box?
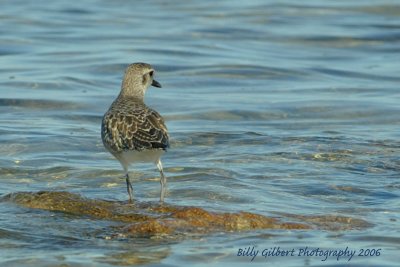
[0,0,399,266]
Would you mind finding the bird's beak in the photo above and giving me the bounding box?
[152,79,162,88]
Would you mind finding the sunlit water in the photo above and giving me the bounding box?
[1,0,399,266]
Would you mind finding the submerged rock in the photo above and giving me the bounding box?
[2,191,371,238]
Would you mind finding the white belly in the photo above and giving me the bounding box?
[117,149,164,167]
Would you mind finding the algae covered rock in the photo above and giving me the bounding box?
[3,191,370,238]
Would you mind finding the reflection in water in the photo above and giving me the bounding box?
[97,248,172,266]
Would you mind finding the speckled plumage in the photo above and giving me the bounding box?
[101,62,169,203]
[101,97,169,153]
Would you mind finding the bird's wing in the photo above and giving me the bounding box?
[102,104,169,152]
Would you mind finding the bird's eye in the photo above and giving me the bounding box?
[149,71,154,77]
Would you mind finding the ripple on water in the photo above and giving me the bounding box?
[0,98,80,110]
[1,0,400,266]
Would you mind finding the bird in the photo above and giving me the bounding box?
[101,62,169,203]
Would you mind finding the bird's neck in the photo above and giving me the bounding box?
[120,80,145,99]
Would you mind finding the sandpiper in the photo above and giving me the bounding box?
[101,63,169,202]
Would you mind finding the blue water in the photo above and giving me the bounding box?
[1,0,399,266]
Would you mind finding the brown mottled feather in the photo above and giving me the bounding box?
[101,96,169,153]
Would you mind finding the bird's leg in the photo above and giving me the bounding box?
[125,172,134,203]
[157,160,167,203]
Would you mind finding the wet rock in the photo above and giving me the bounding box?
[2,191,370,238]
[284,214,373,231]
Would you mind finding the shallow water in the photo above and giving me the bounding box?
[1,0,399,266]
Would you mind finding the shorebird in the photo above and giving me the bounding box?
[101,63,169,203]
